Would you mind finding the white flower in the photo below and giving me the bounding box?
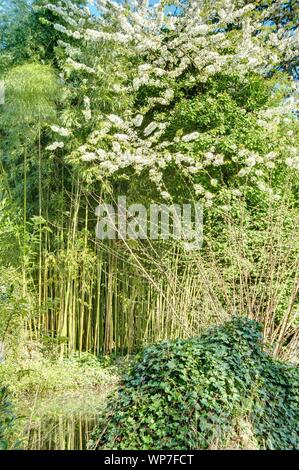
[112,84,126,93]
[266,151,277,160]
[194,184,204,195]
[257,182,267,192]
[96,149,107,160]
[246,155,256,167]
[248,57,259,67]
[114,133,129,141]
[205,152,214,162]
[193,24,209,35]
[46,142,64,151]
[84,96,90,107]
[182,132,200,143]
[205,64,217,75]
[161,191,171,200]
[112,142,121,153]
[54,23,68,35]
[188,166,199,174]
[100,161,119,173]
[164,88,174,100]
[66,58,95,74]
[285,156,299,170]
[81,152,97,162]
[83,96,91,120]
[213,156,224,166]
[108,114,125,127]
[85,29,105,41]
[50,125,70,137]
[138,64,151,72]
[238,168,247,177]
[133,114,144,127]
[83,109,91,121]
[149,169,162,185]
[144,122,158,136]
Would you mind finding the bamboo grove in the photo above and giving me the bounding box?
[0,0,299,360]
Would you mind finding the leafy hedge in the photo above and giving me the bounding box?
[94,318,299,450]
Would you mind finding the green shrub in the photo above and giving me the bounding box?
[0,386,15,450]
[93,317,299,450]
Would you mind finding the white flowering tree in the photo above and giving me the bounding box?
[42,0,299,208]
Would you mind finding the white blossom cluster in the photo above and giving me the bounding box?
[285,147,299,170]
[46,141,65,151]
[50,125,71,137]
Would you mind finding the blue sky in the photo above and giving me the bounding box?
[1,1,179,17]
[89,0,178,17]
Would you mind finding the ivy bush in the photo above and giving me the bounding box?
[94,317,299,450]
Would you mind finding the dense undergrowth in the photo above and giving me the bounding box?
[0,352,119,398]
[93,318,299,450]
[0,387,16,450]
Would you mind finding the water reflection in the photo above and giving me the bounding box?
[26,414,97,450]
[21,391,106,450]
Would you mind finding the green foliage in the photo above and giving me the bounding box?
[0,268,29,356]
[0,0,88,72]
[94,317,299,450]
[1,63,60,133]
[0,62,62,215]
[0,387,15,450]
[0,351,119,398]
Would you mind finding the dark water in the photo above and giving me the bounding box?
[22,392,106,450]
